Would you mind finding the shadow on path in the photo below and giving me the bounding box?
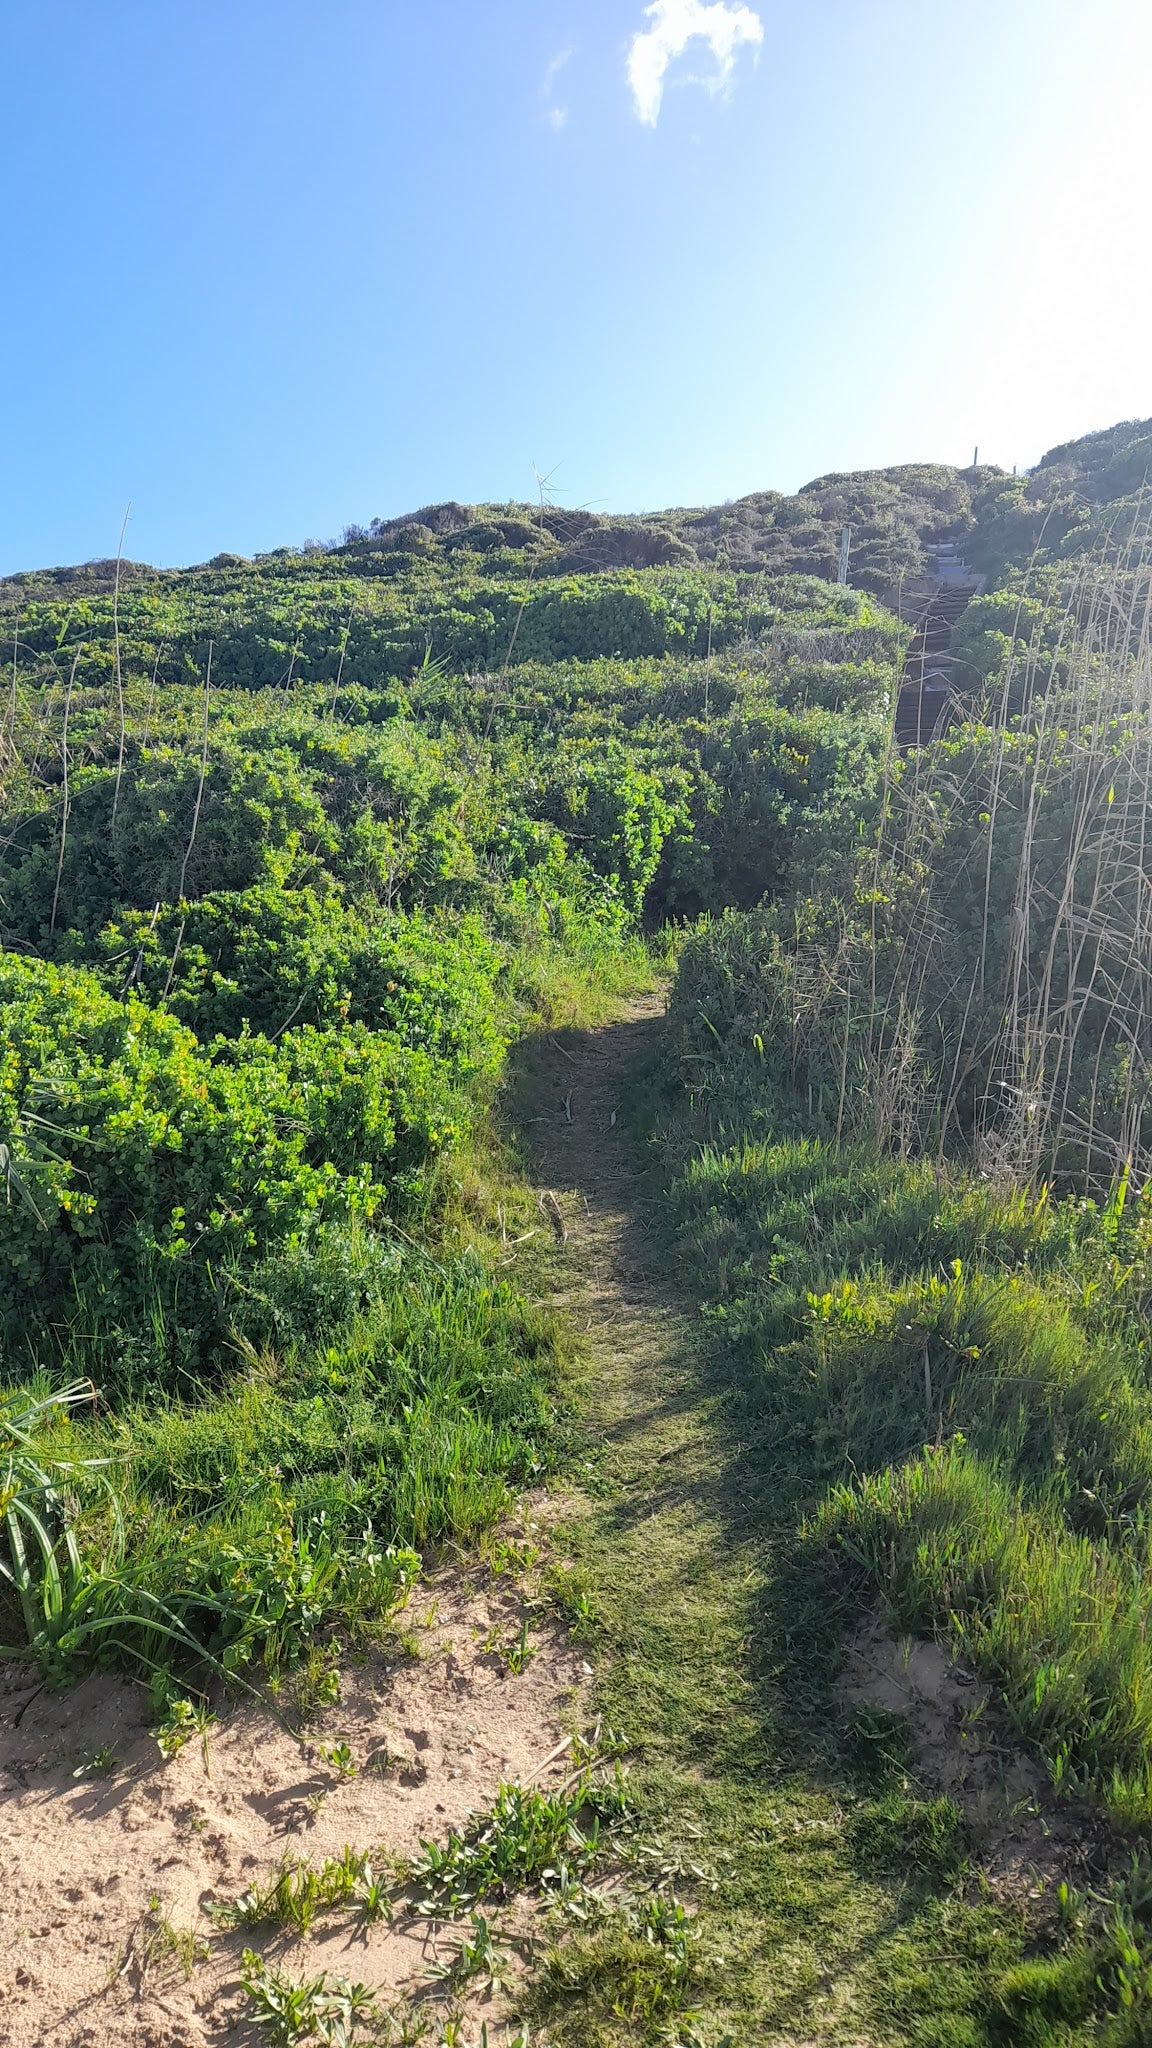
[506,992,827,1730]
[506,994,724,1524]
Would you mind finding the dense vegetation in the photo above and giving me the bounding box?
[2,412,1151,2037]
[0,512,902,1702]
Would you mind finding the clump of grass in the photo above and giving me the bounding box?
[319,1740,358,1778]
[848,1791,968,1884]
[241,1949,379,2047]
[130,1897,211,1987]
[503,1614,536,1674]
[481,1532,543,1578]
[72,1743,120,1780]
[815,1441,1152,1821]
[279,1639,344,1727]
[0,1381,248,1694]
[994,1859,1152,2038]
[356,1858,393,1927]
[213,1846,374,1937]
[1,1228,568,1698]
[792,1256,1152,1529]
[153,1693,216,1772]
[434,2024,536,2048]
[407,1768,632,1917]
[545,1562,601,1638]
[429,1910,512,1995]
[672,1123,1152,1824]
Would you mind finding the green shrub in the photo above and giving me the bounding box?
[0,955,459,1381]
[0,744,333,945]
[90,886,510,1073]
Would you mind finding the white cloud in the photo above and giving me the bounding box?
[543,49,572,93]
[627,0,763,127]
[541,47,572,132]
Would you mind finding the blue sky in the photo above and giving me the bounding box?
[3,0,1150,572]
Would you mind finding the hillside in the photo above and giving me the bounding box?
[0,414,1151,2045]
[7,411,1149,606]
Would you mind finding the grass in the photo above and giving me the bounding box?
[121,1898,211,1991]
[207,1843,426,1933]
[241,1949,381,2047]
[218,1766,644,2044]
[0,1207,573,1692]
[531,1897,705,2041]
[505,998,1152,2045]
[815,1443,1152,1823]
[153,1692,216,1768]
[552,1401,1024,2041]
[406,1768,633,1916]
[208,1757,634,1961]
[144,1904,209,1980]
[213,1845,373,1937]
[430,1911,513,1995]
[669,1133,1152,1811]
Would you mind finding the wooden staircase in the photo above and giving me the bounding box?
[892,544,982,745]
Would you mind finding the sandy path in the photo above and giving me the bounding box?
[0,1524,585,2045]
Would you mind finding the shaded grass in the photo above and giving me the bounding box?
[508,1008,1066,2046]
[530,1898,706,2042]
[672,1133,1152,1794]
[550,1330,1039,2045]
[816,1445,1152,1824]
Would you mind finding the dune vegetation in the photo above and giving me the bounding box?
[2,414,1152,2041]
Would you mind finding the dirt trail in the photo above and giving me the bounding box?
[511,992,744,1762]
[517,988,683,1348]
[515,990,701,1487]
